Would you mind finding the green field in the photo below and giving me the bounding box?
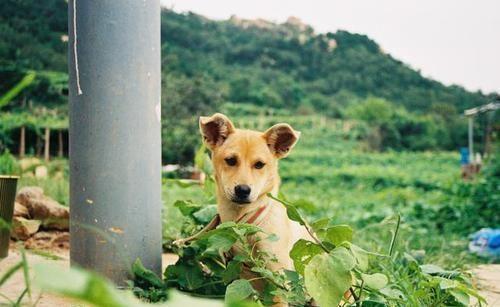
[160,115,492,269]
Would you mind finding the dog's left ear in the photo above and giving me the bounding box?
[263,123,301,158]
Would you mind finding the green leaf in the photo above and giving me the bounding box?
[350,244,369,271]
[222,260,242,285]
[320,225,353,246]
[310,218,330,232]
[0,72,36,108]
[449,289,469,306]
[225,279,255,303]
[165,179,200,188]
[420,264,460,278]
[164,261,206,291]
[289,239,324,275]
[132,258,164,289]
[268,194,306,226]
[174,200,201,217]
[192,205,218,224]
[361,273,389,290]
[204,231,238,255]
[34,263,148,307]
[0,262,23,287]
[304,247,354,307]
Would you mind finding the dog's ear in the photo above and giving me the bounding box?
[199,113,235,150]
[263,123,300,158]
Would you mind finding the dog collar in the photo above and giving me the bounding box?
[236,204,271,226]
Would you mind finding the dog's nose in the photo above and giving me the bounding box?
[234,184,251,199]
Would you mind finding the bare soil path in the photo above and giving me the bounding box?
[1,246,498,306]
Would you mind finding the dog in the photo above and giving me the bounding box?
[199,113,312,274]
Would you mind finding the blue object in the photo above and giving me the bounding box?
[460,147,470,165]
[469,228,500,258]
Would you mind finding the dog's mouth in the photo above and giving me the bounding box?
[231,197,252,205]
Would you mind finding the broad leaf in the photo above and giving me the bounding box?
[361,273,389,290]
[268,194,306,226]
[225,279,255,303]
[350,244,369,271]
[304,247,354,307]
[192,205,218,224]
[320,225,353,246]
[222,260,242,284]
[289,239,323,275]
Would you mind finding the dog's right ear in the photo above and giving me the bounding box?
[199,113,235,150]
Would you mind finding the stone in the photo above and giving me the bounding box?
[10,217,41,241]
[13,202,29,218]
[15,187,69,230]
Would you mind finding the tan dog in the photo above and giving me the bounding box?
[199,113,311,273]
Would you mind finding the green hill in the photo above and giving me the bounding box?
[0,1,496,162]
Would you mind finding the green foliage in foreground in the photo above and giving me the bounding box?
[132,194,484,306]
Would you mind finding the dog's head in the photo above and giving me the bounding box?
[199,113,300,205]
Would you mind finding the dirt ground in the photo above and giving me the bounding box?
[1,247,499,306]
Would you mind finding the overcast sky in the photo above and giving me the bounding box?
[160,0,500,94]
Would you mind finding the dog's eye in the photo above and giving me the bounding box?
[254,161,265,169]
[225,157,237,166]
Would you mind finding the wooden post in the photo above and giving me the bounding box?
[44,127,50,161]
[19,126,25,158]
[58,130,64,157]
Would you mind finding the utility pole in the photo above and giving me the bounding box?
[68,0,162,284]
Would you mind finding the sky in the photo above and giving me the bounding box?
[160,0,500,94]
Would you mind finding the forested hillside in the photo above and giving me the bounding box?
[0,0,496,163]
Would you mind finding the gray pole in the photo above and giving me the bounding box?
[68,0,162,284]
[468,116,474,164]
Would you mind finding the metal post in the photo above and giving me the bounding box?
[68,0,162,284]
[468,116,474,164]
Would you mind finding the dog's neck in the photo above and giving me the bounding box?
[216,187,278,223]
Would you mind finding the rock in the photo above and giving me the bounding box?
[13,202,30,218]
[15,187,69,230]
[35,165,48,178]
[41,217,69,231]
[24,231,69,250]
[10,217,41,240]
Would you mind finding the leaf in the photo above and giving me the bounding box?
[225,279,255,303]
[132,258,164,289]
[174,200,201,217]
[204,231,238,255]
[310,218,330,232]
[449,289,470,306]
[361,273,389,290]
[320,225,353,246]
[192,205,218,224]
[222,260,242,285]
[0,72,36,108]
[330,246,356,271]
[289,239,324,275]
[379,287,404,299]
[34,263,148,307]
[164,261,206,291]
[304,247,354,307]
[292,198,316,213]
[420,264,460,278]
[165,179,200,188]
[0,262,23,287]
[268,194,306,226]
[350,244,369,271]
